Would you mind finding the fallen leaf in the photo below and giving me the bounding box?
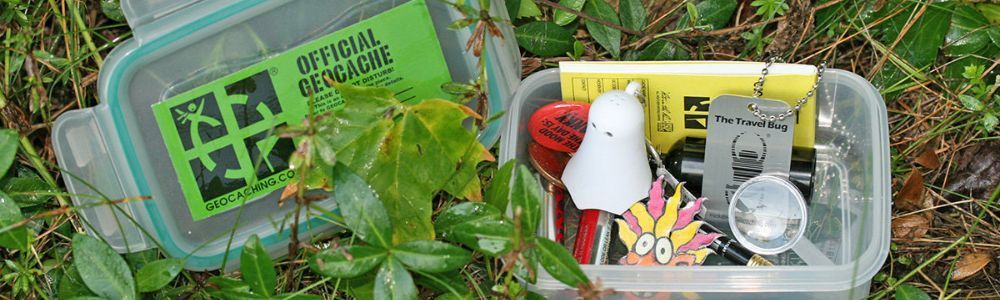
[951,252,992,281]
[892,214,930,239]
[944,141,1000,200]
[914,147,941,169]
[896,170,926,211]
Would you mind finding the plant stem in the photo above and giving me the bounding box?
[18,136,68,207]
[67,0,104,66]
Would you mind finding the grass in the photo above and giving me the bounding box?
[1,0,998,299]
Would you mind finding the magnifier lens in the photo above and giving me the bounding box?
[729,175,808,255]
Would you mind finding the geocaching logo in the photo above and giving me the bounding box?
[164,71,295,219]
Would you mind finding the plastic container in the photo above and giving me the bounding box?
[53,0,519,270]
[500,68,890,299]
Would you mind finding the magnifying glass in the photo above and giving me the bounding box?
[728,174,808,255]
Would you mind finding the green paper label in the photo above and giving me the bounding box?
[152,0,452,221]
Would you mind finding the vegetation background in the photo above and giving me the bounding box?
[0,0,997,299]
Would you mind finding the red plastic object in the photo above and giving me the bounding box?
[528,101,590,153]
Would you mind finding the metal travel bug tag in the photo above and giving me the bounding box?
[700,95,796,228]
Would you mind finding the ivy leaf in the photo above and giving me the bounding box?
[324,84,481,244]
[679,0,737,29]
[619,0,646,32]
[393,240,471,273]
[135,258,185,293]
[374,259,417,300]
[515,21,576,57]
[554,0,587,26]
[583,0,622,58]
[531,238,589,287]
[896,284,932,300]
[634,40,691,61]
[511,165,542,237]
[310,245,387,278]
[946,5,991,56]
[959,95,985,111]
[0,191,30,251]
[435,202,514,256]
[484,160,516,211]
[240,234,276,297]
[0,129,17,175]
[72,234,136,300]
[331,163,393,248]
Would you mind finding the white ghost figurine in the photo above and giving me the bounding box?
[562,82,652,214]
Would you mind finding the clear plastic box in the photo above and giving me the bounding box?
[53,0,519,270]
[499,68,890,299]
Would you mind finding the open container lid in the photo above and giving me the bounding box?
[53,0,520,270]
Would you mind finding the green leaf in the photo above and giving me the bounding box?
[324,84,483,244]
[206,275,254,299]
[680,0,737,29]
[2,175,54,207]
[946,5,991,56]
[442,141,486,202]
[583,0,622,57]
[135,258,184,293]
[0,191,30,251]
[414,271,470,296]
[979,4,1000,24]
[983,112,998,131]
[276,294,324,300]
[435,202,514,256]
[895,284,932,300]
[619,0,646,32]
[0,129,17,175]
[518,0,542,19]
[374,259,417,300]
[634,40,690,61]
[59,263,97,299]
[72,234,136,300]
[484,160,516,211]
[515,21,576,57]
[393,240,471,273]
[510,165,542,236]
[504,0,522,20]
[874,1,952,90]
[554,0,587,26]
[346,274,377,300]
[330,163,393,248]
[572,40,586,58]
[240,234,276,297]
[310,245,387,278]
[531,238,589,287]
[31,50,69,67]
[101,0,125,22]
[959,95,985,111]
[124,248,160,273]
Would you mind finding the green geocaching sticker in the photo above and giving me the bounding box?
[152,0,452,220]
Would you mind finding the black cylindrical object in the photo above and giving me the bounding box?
[663,137,816,201]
